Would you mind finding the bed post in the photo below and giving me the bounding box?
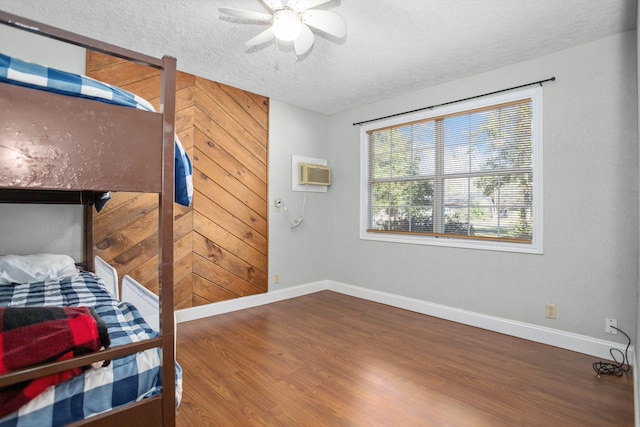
[84,202,94,271]
[159,54,177,427]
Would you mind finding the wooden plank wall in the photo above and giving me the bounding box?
[87,53,268,309]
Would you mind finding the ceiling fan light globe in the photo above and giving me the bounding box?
[272,10,302,41]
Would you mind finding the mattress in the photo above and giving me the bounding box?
[0,270,182,427]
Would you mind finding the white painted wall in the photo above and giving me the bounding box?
[0,25,86,261]
[317,31,638,345]
[636,6,640,425]
[268,101,330,288]
[0,25,85,72]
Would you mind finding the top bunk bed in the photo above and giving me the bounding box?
[0,10,182,427]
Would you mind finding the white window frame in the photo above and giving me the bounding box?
[359,87,543,254]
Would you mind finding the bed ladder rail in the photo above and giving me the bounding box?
[0,339,162,389]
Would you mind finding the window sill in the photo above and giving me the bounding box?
[360,229,543,254]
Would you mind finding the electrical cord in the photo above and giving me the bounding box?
[592,326,631,379]
[282,185,308,229]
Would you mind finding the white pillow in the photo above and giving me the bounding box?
[0,254,79,285]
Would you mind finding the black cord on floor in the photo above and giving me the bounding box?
[593,326,631,379]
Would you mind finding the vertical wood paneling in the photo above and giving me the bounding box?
[87,52,268,309]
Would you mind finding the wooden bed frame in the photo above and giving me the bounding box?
[0,11,177,427]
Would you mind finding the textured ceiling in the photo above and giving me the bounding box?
[0,0,636,115]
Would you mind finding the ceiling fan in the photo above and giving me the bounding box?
[219,0,347,57]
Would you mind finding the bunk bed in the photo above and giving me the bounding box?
[0,11,182,427]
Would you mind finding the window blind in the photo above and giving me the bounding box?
[367,98,534,243]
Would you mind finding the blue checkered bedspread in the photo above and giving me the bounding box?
[0,53,193,207]
[0,271,182,427]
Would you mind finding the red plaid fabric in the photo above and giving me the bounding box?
[0,306,109,417]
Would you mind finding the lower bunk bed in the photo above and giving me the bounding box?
[0,254,182,427]
[1,11,181,426]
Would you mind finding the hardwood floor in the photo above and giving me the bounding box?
[175,291,633,426]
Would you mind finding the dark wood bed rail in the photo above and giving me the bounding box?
[0,189,95,204]
[0,339,162,387]
[0,10,177,427]
[68,396,163,427]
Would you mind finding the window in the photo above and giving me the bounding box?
[360,87,543,253]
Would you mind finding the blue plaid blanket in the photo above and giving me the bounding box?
[0,53,193,207]
[0,271,182,427]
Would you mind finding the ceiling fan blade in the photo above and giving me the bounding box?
[301,10,346,38]
[260,0,283,12]
[294,23,315,56]
[219,8,272,22]
[245,28,275,48]
[287,0,331,12]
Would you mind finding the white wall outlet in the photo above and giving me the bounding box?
[545,303,556,319]
[274,273,280,284]
[605,318,617,335]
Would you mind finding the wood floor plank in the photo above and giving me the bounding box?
[176,291,633,427]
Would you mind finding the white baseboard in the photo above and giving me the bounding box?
[635,351,639,427]
[175,280,326,323]
[326,280,634,364]
[176,279,634,364]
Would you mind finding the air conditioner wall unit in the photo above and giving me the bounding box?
[298,163,331,186]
